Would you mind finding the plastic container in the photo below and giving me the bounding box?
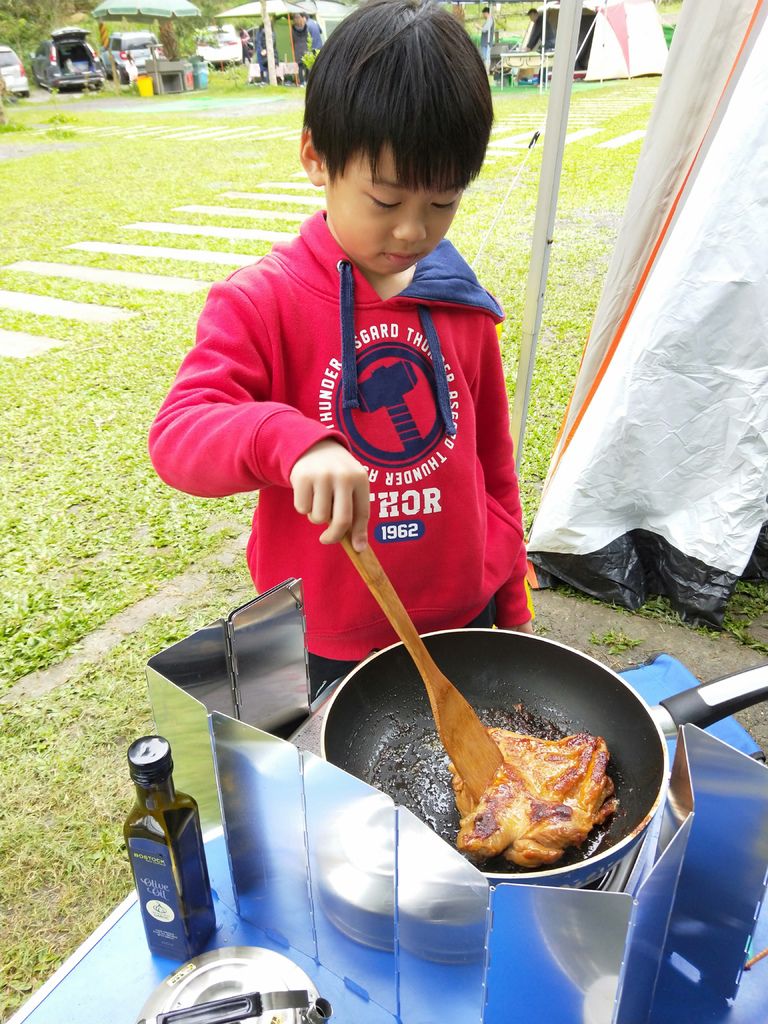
[193,61,208,90]
[136,74,153,98]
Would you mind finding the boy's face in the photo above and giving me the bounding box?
[301,134,463,299]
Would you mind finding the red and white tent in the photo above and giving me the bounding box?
[527,0,768,626]
[529,0,668,81]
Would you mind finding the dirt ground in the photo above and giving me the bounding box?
[532,587,768,752]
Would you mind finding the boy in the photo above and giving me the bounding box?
[149,0,533,698]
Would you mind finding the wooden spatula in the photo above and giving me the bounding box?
[341,536,503,804]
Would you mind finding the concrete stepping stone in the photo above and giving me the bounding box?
[152,125,298,143]
[6,261,210,294]
[0,328,64,358]
[155,125,256,141]
[67,242,256,267]
[493,119,544,130]
[597,129,646,149]
[0,289,134,323]
[125,222,294,242]
[175,205,306,223]
[174,127,265,141]
[488,131,543,151]
[255,129,302,138]
[217,191,322,207]
[256,181,318,190]
[118,125,176,136]
[564,127,602,144]
[78,125,149,135]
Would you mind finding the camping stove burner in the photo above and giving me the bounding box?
[584,842,642,892]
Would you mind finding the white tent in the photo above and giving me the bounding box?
[527,0,668,81]
[217,0,351,37]
[527,0,768,627]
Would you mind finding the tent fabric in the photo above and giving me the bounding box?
[588,0,668,80]
[527,0,768,628]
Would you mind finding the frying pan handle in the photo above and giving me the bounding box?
[658,664,768,731]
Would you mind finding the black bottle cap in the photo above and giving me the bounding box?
[128,735,173,786]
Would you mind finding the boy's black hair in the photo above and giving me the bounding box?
[303,0,493,192]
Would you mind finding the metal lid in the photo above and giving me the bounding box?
[315,797,489,962]
[135,947,323,1024]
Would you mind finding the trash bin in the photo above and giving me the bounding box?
[182,60,194,91]
[136,74,154,98]
[192,61,208,90]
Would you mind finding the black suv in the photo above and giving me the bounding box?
[32,27,105,91]
[100,31,161,83]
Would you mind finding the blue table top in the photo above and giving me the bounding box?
[11,878,768,1024]
[9,654,767,1024]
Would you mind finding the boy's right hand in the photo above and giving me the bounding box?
[290,439,370,551]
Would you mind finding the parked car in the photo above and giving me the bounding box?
[31,28,105,91]
[196,25,242,69]
[100,31,162,84]
[0,44,30,97]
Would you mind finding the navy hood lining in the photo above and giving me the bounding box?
[338,259,457,437]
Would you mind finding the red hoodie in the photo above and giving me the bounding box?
[149,211,529,660]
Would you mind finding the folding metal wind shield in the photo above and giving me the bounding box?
[527,0,768,627]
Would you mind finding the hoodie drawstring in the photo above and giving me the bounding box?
[337,260,456,437]
[417,306,457,437]
[338,259,359,410]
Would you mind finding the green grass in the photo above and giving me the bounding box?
[0,70,765,1017]
[590,628,645,656]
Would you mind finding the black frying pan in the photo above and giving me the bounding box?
[320,629,768,887]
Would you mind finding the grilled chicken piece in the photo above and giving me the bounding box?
[451,728,617,868]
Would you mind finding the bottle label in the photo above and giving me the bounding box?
[128,836,190,960]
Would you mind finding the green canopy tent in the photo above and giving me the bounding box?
[91,0,202,87]
[92,0,201,14]
[216,0,310,85]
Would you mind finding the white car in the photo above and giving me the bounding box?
[0,44,30,97]
[196,26,243,69]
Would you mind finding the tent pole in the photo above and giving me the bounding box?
[510,0,583,462]
[540,0,546,93]
[261,0,277,85]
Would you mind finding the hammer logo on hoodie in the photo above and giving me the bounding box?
[318,341,457,470]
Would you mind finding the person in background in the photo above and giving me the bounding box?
[291,11,323,84]
[255,22,279,82]
[480,5,494,71]
[524,6,555,52]
[124,51,139,85]
[149,0,534,702]
[239,27,253,63]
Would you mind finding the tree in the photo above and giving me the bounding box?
[0,0,94,57]
[157,18,180,61]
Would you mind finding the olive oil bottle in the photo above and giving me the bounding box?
[124,735,215,960]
